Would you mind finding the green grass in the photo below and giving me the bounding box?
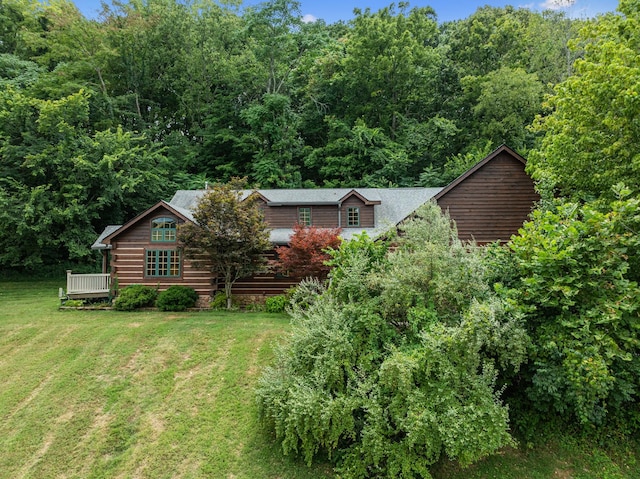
[1,280,638,479]
[0,281,332,479]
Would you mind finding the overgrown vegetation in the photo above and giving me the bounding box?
[1,282,638,478]
[496,188,640,432]
[257,203,529,478]
[0,0,590,271]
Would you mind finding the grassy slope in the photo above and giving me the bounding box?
[0,281,332,479]
[0,281,638,479]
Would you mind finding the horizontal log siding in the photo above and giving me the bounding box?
[340,197,374,228]
[231,250,299,297]
[109,209,215,298]
[436,153,539,243]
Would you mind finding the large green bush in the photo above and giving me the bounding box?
[114,285,158,311]
[256,202,527,478]
[156,285,199,311]
[500,189,640,429]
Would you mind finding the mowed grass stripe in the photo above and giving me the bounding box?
[0,283,327,479]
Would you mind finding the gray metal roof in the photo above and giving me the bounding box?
[169,187,442,243]
[91,225,122,250]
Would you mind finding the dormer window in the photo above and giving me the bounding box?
[347,207,360,226]
[298,207,311,226]
[151,217,177,242]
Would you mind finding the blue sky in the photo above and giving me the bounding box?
[73,0,619,23]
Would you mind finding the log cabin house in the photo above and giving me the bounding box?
[87,145,538,302]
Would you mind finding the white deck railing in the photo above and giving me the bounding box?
[66,270,111,296]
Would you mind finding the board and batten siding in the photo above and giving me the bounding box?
[108,208,214,298]
[435,149,539,243]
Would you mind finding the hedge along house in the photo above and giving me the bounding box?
[90,145,539,301]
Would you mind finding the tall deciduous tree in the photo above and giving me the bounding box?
[335,3,440,140]
[178,179,271,309]
[0,86,169,268]
[464,66,544,151]
[529,0,640,200]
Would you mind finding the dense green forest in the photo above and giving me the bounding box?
[2,0,640,475]
[0,0,589,269]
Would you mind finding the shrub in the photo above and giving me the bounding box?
[156,285,198,311]
[501,192,640,429]
[62,299,84,308]
[114,285,158,311]
[265,295,287,313]
[256,202,527,478]
[287,277,326,313]
[210,291,236,310]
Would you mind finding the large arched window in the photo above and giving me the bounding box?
[151,217,177,242]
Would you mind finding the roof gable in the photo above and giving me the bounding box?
[101,201,192,245]
[338,189,382,206]
[433,144,527,201]
[168,187,442,242]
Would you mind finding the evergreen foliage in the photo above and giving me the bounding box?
[156,285,199,311]
[113,284,158,311]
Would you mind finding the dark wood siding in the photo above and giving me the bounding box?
[340,197,374,228]
[436,152,539,243]
[231,251,299,298]
[109,206,215,298]
[263,205,340,228]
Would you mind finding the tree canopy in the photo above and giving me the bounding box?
[0,0,587,270]
[528,0,640,200]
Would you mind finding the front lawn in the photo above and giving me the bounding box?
[0,281,332,479]
[0,281,637,479]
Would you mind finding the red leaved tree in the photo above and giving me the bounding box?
[271,224,342,280]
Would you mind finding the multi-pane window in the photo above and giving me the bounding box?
[298,207,312,226]
[151,217,177,242]
[347,207,360,226]
[146,250,180,277]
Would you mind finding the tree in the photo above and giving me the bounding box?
[528,0,640,200]
[270,223,341,280]
[334,3,440,140]
[465,66,544,151]
[0,86,170,268]
[178,179,271,309]
[498,189,640,428]
[257,202,527,478]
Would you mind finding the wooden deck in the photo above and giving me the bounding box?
[64,270,112,299]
